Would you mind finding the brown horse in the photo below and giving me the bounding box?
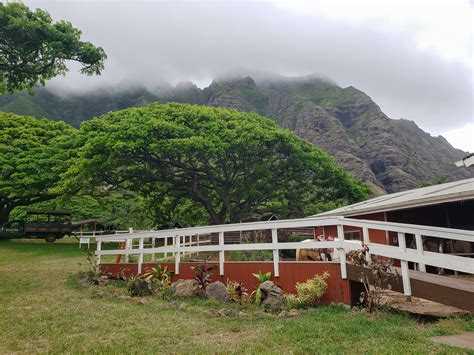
[296,236,338,261]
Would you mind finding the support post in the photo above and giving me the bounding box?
[164,236,168,258]
[362,226,371,262]
[219,232,224,276]
[151,237,156,262]
[175,235,180,275]
[196,235,200,256]
[96,239,102,271]
[272,228,279,277]
[398,232,412,300]
[138,237,144,274]
[414,234,426,272]
[337,225,347,279]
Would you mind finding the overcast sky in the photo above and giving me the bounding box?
[27,0,474,152]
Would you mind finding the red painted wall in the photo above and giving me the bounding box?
[100,261,351,305]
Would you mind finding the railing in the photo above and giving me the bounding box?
[95,216,474,298]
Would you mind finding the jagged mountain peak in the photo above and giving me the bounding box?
[0,74,471,194]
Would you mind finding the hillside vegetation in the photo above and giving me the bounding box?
[1,74,470,193]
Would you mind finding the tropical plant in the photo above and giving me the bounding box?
[347,245,399,312]
[294,272,329,307]
[191,257,216,293]
[226,280,249,305]
[0,2,106,94]
[70,103,369,225]
[143,264,174,290]
[252,271,272,306]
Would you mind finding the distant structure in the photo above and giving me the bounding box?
[455,153,474,168]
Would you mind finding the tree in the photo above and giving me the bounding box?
[0,112,77,223]
[70,103,369,225]
[0,2,106,94]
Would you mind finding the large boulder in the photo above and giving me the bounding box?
[171,279,198,297]
[204,281,230,303]
[260,281,285,310]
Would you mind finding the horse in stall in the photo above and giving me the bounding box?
[296,235,340,261]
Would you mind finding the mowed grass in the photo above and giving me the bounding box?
[0,240,473,354]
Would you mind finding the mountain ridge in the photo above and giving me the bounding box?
[0,74,471,193]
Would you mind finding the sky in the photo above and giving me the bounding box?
[27,0,474,152]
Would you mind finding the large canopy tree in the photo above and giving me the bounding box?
[71,103,368,225]
[0,2,106,94]
[0,112,77,223]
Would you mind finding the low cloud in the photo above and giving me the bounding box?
[27,1,473,136]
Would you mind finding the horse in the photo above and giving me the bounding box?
[296,235,339,261]
[407,236,445,274]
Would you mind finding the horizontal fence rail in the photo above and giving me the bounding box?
[95,216,474,298]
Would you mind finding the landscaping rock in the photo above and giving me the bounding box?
[96,275,109,286]
[128,278,153,297]
[217,308,226,317]
[255,310,275,318]
[288,309,301,317]
[178,303,187,310]
[278,310,289,318]
[259,281,285,310]
[171,279,198,297]
[204,281,230,303]
[225,309,238,317]
[168,301,181,309]
[238,311,247,317]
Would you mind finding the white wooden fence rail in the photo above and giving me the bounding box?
[95,216,474,298]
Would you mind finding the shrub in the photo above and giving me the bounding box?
[226,280,249,305]
[143,265,173,291]
[285,272,329,308]
[191,257,216,293]
[347,245,398,312]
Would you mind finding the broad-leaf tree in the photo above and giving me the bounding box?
[0,2,106,94]
[72,103,368,225]
[0,112,77,223]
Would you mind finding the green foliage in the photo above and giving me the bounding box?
[252,271,272,306]
[142,264,173,291]
[290,272,329,308]
[0,2,106,94]
[0,112,78,223]
[229,249,273,261]
[71,103,368,225]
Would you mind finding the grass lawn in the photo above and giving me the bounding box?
[0,239,473,354]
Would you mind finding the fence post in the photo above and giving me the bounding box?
[138,237,144,275]
[414,234,426,272]
[196,235,200,256]
[398,232,412,301]
[337,224,347,279]
[219,232,224,276]
[164,237,168,258]
[96,239,102,271]
[362,227,371,262]
[175,235,181,275]
[151,237,156,262]
[272,228,280,277]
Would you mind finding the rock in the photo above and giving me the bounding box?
[178,303,187,310]
[225,309,238,317]
[139,298,147,305]
[278,310,289,318]
[128,278,153,297]
[168,301,181,309]
[171,279,198,297]
[96,275,109,286]
[204,281,230,303]
[217,308,226,317]
[238,311,247,317]
[255,310,274,318]
[259,281,285,310]
[288,309,301,317]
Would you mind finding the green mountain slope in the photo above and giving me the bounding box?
[1,75,471,193]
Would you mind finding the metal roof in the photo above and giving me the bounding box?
[314,178,474,217]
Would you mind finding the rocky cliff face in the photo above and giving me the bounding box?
[1,74,471,193]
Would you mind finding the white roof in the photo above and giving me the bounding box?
[455,153,474,168]
[314,178,474,217]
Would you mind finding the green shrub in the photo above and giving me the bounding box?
[287,272,329,308]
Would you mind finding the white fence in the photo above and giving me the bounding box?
[95,216,474,298]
